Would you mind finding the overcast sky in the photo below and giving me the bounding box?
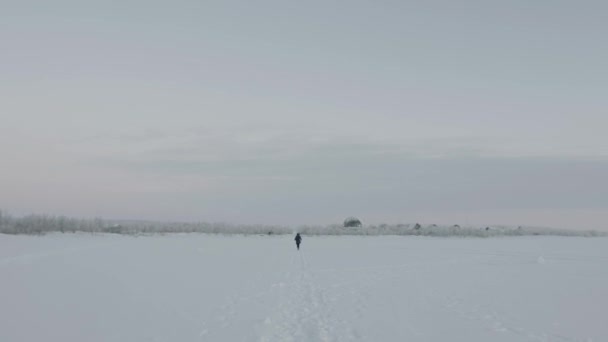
[1,0,607,230]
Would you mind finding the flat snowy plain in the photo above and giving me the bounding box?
[1,233,607,342]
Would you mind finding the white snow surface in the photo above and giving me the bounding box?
[1,233,607,342]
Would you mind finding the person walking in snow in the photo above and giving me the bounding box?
[295,233,302,250]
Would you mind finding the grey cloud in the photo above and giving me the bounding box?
[108,136,608,213]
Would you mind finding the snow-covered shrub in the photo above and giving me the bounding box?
[343,217,362,228]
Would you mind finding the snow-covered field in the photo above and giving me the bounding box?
[1,234,607,342]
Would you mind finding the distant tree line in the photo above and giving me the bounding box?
[0,209,603,237]
[0,210,291,235]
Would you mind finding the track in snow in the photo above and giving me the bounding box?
[257,250,357,342]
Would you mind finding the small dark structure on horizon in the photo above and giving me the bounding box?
[343,217,362,228]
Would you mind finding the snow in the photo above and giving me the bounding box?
[1,233,607,341]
